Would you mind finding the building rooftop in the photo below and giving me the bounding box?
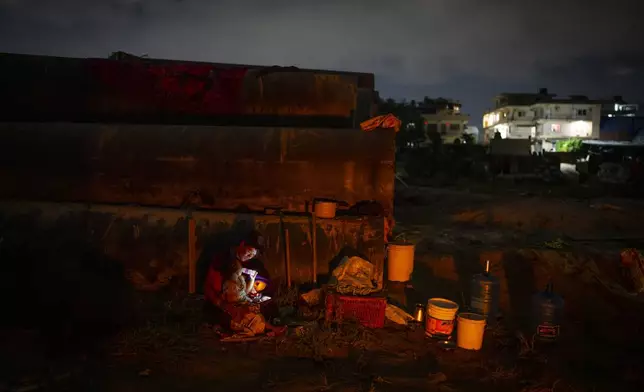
[418,97,463,115]
[494,88,605,108]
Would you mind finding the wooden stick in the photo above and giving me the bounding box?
[188,217,197,294]
[312,205,318,284]
[285,228,292,288]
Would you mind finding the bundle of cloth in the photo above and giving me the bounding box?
[329,255,378,296]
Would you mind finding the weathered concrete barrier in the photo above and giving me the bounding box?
[0,123,395,217]
[0,201,385,292]
[0,52,376,126]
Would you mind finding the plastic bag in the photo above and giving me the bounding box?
[331,256,378,295]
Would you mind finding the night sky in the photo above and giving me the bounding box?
[1,0,643,126]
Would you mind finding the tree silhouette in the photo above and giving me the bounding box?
[376,97,425,147]
[461,133,475,144]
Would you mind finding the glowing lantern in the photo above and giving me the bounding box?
[253,276,269,293]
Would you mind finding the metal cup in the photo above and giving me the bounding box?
[414,304,425,323]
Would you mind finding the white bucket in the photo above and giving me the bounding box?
[314,201,337,219]
[456,313,486,350]
[387,243,415,282]
[425,298,459,338]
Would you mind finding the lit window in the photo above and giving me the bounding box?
[551,124,561,133]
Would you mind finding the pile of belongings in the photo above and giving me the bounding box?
[328,256,379,295]
[327,255,414,325]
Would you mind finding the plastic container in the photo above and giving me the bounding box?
[387,243,415,282]
[531,282,564,342]
[456,313,486,350]
[314,201,337,219]
[325,293,386,328]
[425,298,459,338]
[470,260,500,323]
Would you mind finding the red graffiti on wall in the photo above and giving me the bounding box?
[87,59,248,115]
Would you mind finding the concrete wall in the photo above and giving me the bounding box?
[0,123,395,216]
[539,119,593,139]
[422,112,470,144]
[0,53,376,125]
[0,201,385,292]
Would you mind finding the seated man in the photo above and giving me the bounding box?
[203,236,283,337]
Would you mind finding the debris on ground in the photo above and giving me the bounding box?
[590,203,622,211]
[428,371,448,385]
[385,303,414,325]
[278,305,296,319]
[300,288,322,306]
[543,238,567,249]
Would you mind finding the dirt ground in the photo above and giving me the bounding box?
[3,182,644,392]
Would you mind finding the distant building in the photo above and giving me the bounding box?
[419,98,470,144]
[601,96,639,118]
[482,88,601,152]
[596,96,642,141]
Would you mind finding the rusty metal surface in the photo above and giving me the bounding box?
[108,51,376,89]
[241,70,356,116]
[0,53,374,123]
[0,201,385,289]
[0,122,395,215]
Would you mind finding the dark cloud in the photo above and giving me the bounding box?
[538,53,644,101]
[1,0,643,124]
